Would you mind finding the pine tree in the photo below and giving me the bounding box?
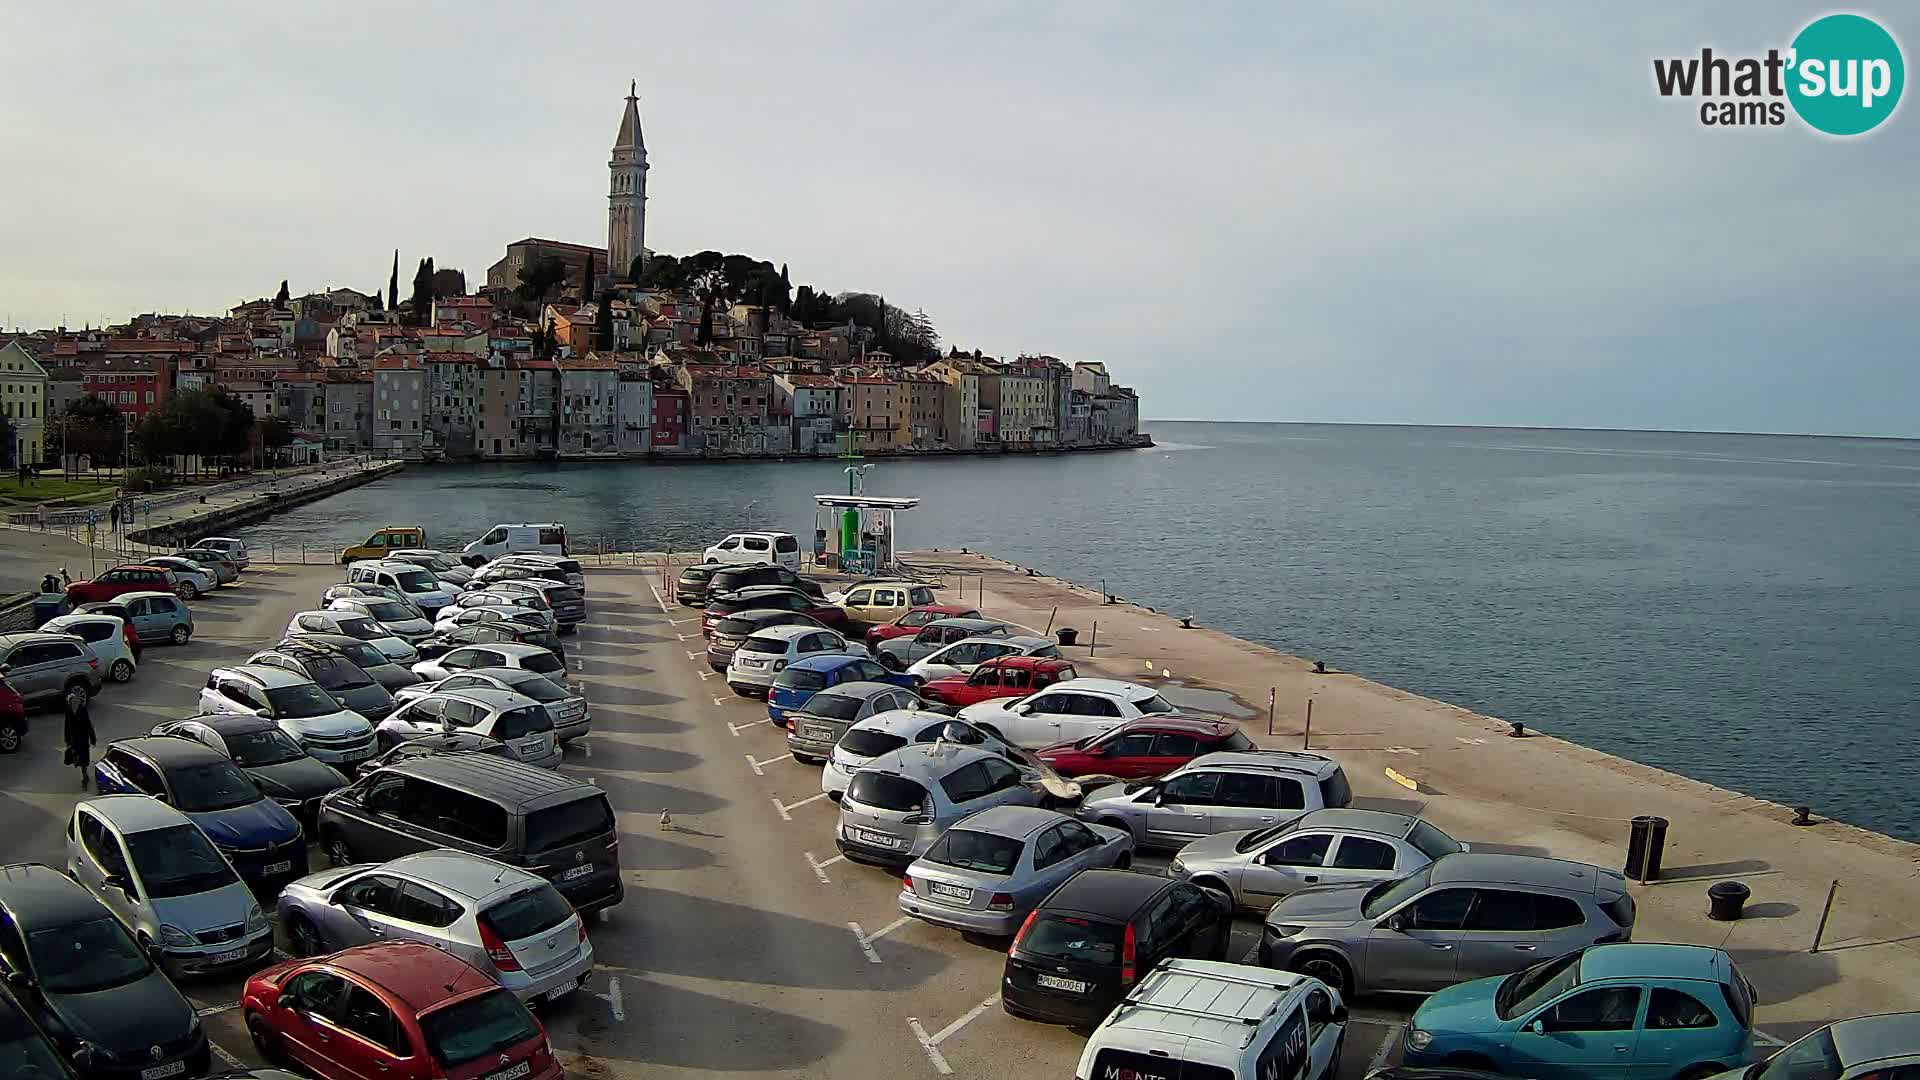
[387,250,399,311]
[275,280,290,307]
[778,263,792,315]
[594,292,613,351]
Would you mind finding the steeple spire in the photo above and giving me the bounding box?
[615,80,644,149]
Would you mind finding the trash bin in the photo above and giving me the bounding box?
[1056,627,1079,647]
[1707,881,1751,921]
[31,598,68,628]
[1624,815,1669,881]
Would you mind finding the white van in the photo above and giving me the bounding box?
[463,523,569,565]
[1074,959,1347,1080]
[704,531,801,570]
[345,558,458,615]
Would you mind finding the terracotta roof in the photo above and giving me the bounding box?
[374,356,420,370]
[783,374,839,388]
[511,358,558,370]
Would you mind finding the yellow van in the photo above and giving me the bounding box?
[338,526,427,565]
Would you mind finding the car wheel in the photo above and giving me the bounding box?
[170,624,191,645]
[878,653,903,671]
[1443,1054,1499,1073]
[109,658,135,683]
[0,720,21,754]
[1290,952,1354,997]
[1113,853,1132,870]
[285,914,324,957]
[247,1012,288,1065]
[325,835,355,867]
[177,581,198,600]
[64,681,90,712]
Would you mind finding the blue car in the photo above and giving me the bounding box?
[1403,943,1756,1080]
[92,736,309,888]
[767,654,913,727]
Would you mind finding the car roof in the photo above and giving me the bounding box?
[477,642,554,660]
[0,631,83,648]
[118,590,179,601]
[1052,677,1157,698]
[742,624,820,641]
[378,753,600,810]
[81,794,193,833]
[0,863,101,925]
[862,742,1001,780]
[1104,959,1314,1056]
[926,617,1004,631]
[1182,750,1339,780]
[460,666,544,684]
[1290,807,1420,836]
[223,663,315,688]
[324,940,495,1011]
[1000,635,1053,650]
[790,653,870,672]
[109,735,227,766]
[854,708,950,736]
[45,613,122,628]
[383,849,542,900]
[175,712,281,737]
[981,655,1075,672]
[1830,1013,1920,1066]
[720,607,816,624]
[1094,715,1236,737]
[720,585,806,598]
[353,558,428,570]
[1043,868,1169,918]
[435,687,540,710]
[953,804,1064,839]
[1430,852,1616,894]
[816,680,907,700]
[1577,943,1729,984]
[912,604,977,616]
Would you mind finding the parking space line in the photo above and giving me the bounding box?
[606,975,626,1021]
[687,650,703,661]
[729,717,773,737]
[745,752,792,776]
[805,851,845,883]
[713,695,732,707]
[209,1041,246,1070]
[196,1002,240,1018]
[1368,1024,1404,1073]
[865,915,911,943]
[697,669,714,680]
[909,995,999,1075]
[677,633,691,641]
[771,792,829,820]
[1754,1030,1788,1047]
[849,921,884,964]
[647,586,670,614]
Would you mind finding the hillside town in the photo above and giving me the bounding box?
[0,86,1144,470]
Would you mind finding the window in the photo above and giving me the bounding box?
[442,701,483,728]
[1756,1028,1841,1080]
[338,985,408,1056]
[363,775,407,815]
[1542,987,1641,1032]
[402,783,508,848]
[1161,771,1220,806]
[285,971,351,1019]
[1401,888,1475,931]
[1215,772,1276,808]
[1150,733,1200,758]
[1101,732,1157,758]
[1031,826,1067,869]
[399,882,464,928]
[1646,988,1719,1030]
[939,762,993,804]
[845,589,871,606]
[339,874,405,916]
[980,757,1023,792]
[1533,895,1588,930]
[1081,694,1124,718]
[1330,836,1398,871]
[1263,833,1332,867]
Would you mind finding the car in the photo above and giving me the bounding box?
[471,558,572,591]
[1076,959,1349,1080]
[835,743,1050,869]
[195,535,250,569]
[63,564,177,605]
[819,708,1081,803]
[834,580,943,628]
[279,634,423,693]
[1036,714,1254,778]
[1171,808,1467,912]
[411,640,569,686]
[241,941,563,1080]
[492,553,585,590]
[337,526,428,565]
[286,609,417,663]
[1403,944,1756,1080]
[961,676,1181,748]
[922,655,1079,710]
[374,688,561,768]
[144,557,217,599]
[0,863,210,1080]
[786,680,935,762]
[388,548,475,586]
[115,590,195,646]
[705,563,826,602]
[198,664,379,766]
[1711,1011,1920,1080]
[321,581,425,617]
[465,577,584,633]
[898,806,1132,936]
[276,850,593,1003]
[1258,851,1637,998]
[247,643,398,722]
[1077,750,1353,850]
[0,977,79,1080]
[702,586,845,636]
[170,548,240,585]
[328,596,436,643]
[416,619,566,663]
[91,737,309,888]
[149,715,348,826]
[37,614,138,685]
[353,732,514,776]
[65,795,275,977]
[344,559,458,616]
[906,634,1059,683]
[441,588,558,631]
[675,561,727,605]
[865,603,983,647]
[703,530,800,569]
[0,632,102,712]
[767,652,910,727]
[0,676,24,754]
[316,754,622,913]
[705,607,828,672]
[431,603,549,635]
[725,624,866,697]
[397,667,590,743]
[1001,868,1235,1026]
[462,521,569,564]
[874,617,1013,670]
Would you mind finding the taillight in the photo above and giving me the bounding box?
[477,917,521,971]
[989,893,1015,912]
[1120,923,1138,985]
[901,874,914,890]
[1009,910,1039,956]
[577,916,588,943]
[606,836,618,857]
[87,656,99,669]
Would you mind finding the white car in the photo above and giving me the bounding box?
[447,587,559,630]
[411,640,570,685]
[198,664,379,765]
[432,604,549,635]
[328,596,435,642]
[726,624,865,697]
[194,536,250,569]
[373,688,561,768]
[703,530,801,569]
[958,677,1181,748]
[39,613,138,683]
[906,634,1059,683]
[345,558,459,616]
[820,708,1080,802]
[146,556,217,599]
[66,795,274,977]
[286,609,418,663]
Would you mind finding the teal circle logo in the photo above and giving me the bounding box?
[1787,14,1904,135]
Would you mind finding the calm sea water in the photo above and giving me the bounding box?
[240,423,1920,839]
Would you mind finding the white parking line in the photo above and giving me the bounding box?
[729,717,773,737]
[676,633,691,641]
[647,586,670,614]
[196,1002,241,1018]
[697,669,714,680]
[745,752,792,776]
[849,921,884,964]
[866,915,911,943]
[571,658,583,671]
[209,1041,246,1069]
[1368,1024,1404,1073]
[687,650,703,661]
[712,695,731,707]
[598,908,610,924]
[581,741,593,759]
[805,851,845,883]
[771,792,829,821]
[607,975,626,1021]
[908,995,999,1076]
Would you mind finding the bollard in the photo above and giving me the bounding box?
[1811,879,1840,952]
[1044,606,1057,634]
[1707,881,1750,921]
[1088,621,1098,651]
[1301,696,1312,749]
[1625,816,1669,883]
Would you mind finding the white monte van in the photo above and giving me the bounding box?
[1074,958,1347,1080]
[463,522,570,565]
[704,531,801,570]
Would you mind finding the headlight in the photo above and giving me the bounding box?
[158,924,197,948]
[246,905,270,933]
[1266,924,1305,939]
[1406,1028,1434,1051]
[188,1012,204,1037]
[1168,859,1187,877]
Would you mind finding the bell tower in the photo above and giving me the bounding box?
[608,81,648,282]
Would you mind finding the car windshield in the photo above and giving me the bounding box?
[524,795,615,851]
[334,616,383,641]
[482,885,574,941]
[308,657,373,691]
[503,674,568,703]
[774,668,829,692]
[170,760,262,812]
[418,989,541,1067]
[1022,915,1123,965]
[394,570,438,594]
[518,651,563,676]
[225,728,308,766]
[1237,819,1301,853]
[1360,865,1434,918]
[1408,820,1464,860]
[126,823,240,898]
[802,694,864,721]
[924,829,1023,875]
[1495,950,1584,1019]
[362,601,415,622]
[492,705,552,739]
[846,772,928,812]
[332,641,387,668]
[840,729,908,759]
[27,917,154,993]
[1756,1028,1842,1080]
[267,682,343,718]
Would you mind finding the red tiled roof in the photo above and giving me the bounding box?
[783,374,839,388]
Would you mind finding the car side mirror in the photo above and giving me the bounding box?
[4,969,31,989]
[1330,1003,1349,1025]
[1528,1018,1547,1035]
[254,706,272,718]
[1385,914,1408,933]
[280,990,303,1012]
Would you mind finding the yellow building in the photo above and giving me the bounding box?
[0,341,50,467]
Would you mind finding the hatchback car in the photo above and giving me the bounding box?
[835,743,1050,869]
[280,634,423,693]
[171,548,240,584]
[675,561,726,605]
[834,580,941,627]
[0,632,103,711]
[242,941,563,1080]
[117,590,194,646]
[374,689,561,768]
[198,665,378,766]
[875,617,1013,670]
[195,535,250,569]
[92,737,309,889]
[819,709,1080,802]
[321,582,424,616]
[1077,959,1349,1080]
[469,577,584,633]
[354,731,515,776]
[0,862,210,1080]
[702,586,846,636]
[493,554,585,590]
[150,715,348,826]
[411,640,568,686]
[398,667,590,743]
[767,652,910,727]
[63,564,177,605]
[961,677,1181,747]
[725,624,865,697]
[1172,808,1467,912]
[898,806,1132,936]
[706,608,828,671]
[1037,714,1256,779]
[246,643,397,723]
[922,655,1078,710]
[1259,852,1637,998]
[1002,869,1235,1027]
[431,603,549,635]
[1716,1011,1920,1080]
[65,795,275,977]
[416,619,566,663]
[144,557,216,599]
[1403,944,1755,1080]
[328,596,435,643]
[38,614,138,685]
[286,610,416,663]
[1078,750,1353,849]
[786,680,933,761]
[865,603,983,647]
[704,563,826,602]
[446,587,557,630]
[907,634,1060,683]
[277,850,593,1003]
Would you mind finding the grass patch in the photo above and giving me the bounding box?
[0,476,122,507]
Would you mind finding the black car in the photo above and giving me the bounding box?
[353,730,514,776]
[247,642,396,721]
[1002,869,1232,1027]
[0,863,209,1080]
[675,561,726,605]
[416,622,565,661]
[148,714,348,828]
[279,634,421,693]
[705,564,827,602]
[0,976,78,1079]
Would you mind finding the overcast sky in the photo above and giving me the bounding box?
[3,3,1915,435]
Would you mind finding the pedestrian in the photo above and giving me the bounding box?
[109,501,121,528]
[63,689,97,789]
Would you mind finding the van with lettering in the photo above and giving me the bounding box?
[463,523,570,565]
[1073,958,1348,1080]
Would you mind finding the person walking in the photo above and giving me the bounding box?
[63,689,96,789]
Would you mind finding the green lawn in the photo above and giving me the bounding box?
[0,476,121,506]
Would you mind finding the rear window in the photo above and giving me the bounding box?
[524,794,615,851]
[1319,769,1353,809]
[336,617,382,640]
[1408,820,1464,860]
[503,675,567,703]
[1600,892,1637,928]
[482,884,574,941]
[679,565,717,584]
[740,635,789,655]
[775,536,798,552]
[1132,693,1176,715]
[1720,967,1753,1028]
[774,668,829,692]
[418,989,541,1068]
[840,729,908,758]
[310,657,372,690]
[493,705,553,739]
[713,617,758,637]
[801,693,863,721]
[519,651,564,676]
[846,772,929,812]
[1220,730,1257,751]
[1022,915,1122,965]
[546,587,583,604]
[924,829,1023,875]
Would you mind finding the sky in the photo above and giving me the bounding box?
[3,3,1916,436]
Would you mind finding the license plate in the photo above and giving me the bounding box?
[851,827,900,848]
[263,860,293,875]
[141,1063,186,1080]
[560,863,594,882]
[210,947,248,964]
[545,977,578,1002]
[1035,974,1089,993]
[484,1063,531,1080]
[928,881,972,902]
[805,725,835,740]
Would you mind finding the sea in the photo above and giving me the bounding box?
[238,423,1920,840]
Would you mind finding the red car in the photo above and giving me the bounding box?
[64,564,178,604]
[702,586,846,637]
[1035,715,1259,779]
[244,941,562,1080]
[0,675,25,753]
[920,655,1078,708]
[864,604,982,648]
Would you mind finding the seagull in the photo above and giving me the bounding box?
[659,809,673,830]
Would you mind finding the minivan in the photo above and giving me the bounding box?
[345,559,458,616]
[338,526,428,565]
[315,753,622,913]
[704,531,801,570]
[463,522,569,565]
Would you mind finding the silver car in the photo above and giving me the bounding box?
[836,743,1048,870]
[329,596,436,643]
[1257,852,1636,998]
[374,687,561,767]
[276,849,594,1003]
[1170,808,1466,913]
[820,709,1081,804]
[0,631,103,711]
[898,806,1133,936]
[1708,1012,1920,1080]
[398,666,591,743]
[1077,750,1351,850]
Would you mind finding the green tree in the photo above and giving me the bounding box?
[594,294,614,351]
[57,395,125,472]
[409,257,437,323]
[778,263,792,315]
[581,252,597,301]
[517,256,569,306]
[430,266,465,297]
[0,414,16,472]
[260,417,294,461]
[388,249,400,311]
[275,279,290,307]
